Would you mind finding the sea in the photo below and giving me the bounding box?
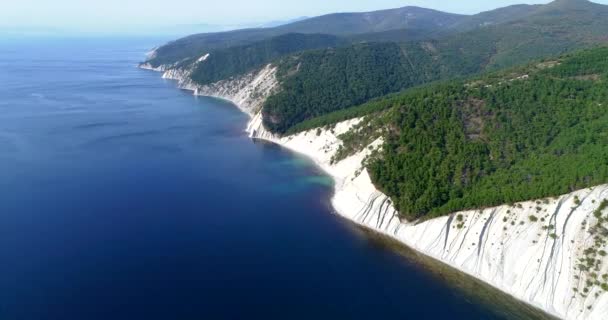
[0,37,553,320]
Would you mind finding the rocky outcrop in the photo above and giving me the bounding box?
[142,56,608,320]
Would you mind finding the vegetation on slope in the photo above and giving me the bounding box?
[277,6,465,35]
[262,42,477,134]
[147,0,608,137]
[361,47,608,220]
[447,4,541,31]
[258,0,608,134]
[188,33,346,85]
[447,0,608,70]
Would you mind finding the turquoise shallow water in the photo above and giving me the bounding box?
[0,37,550,320]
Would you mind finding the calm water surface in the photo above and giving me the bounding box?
[0,38,550,319]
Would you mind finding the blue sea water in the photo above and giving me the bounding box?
[0,38,549,319]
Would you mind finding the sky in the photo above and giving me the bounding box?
[2,0,608,35]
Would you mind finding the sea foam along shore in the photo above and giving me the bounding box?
[144,61,608,320]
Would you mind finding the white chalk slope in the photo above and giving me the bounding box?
[155,55,278,116]
[143,59,608,320]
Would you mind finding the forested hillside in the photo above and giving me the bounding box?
[187,33,347,85]
[144,0,608,141]
[254,0,608,134]
[331,47,608,220]
[442,0,608,70]
[447,4,541,31]
[262,42,467,133]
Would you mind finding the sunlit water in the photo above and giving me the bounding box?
[0,38,552,319]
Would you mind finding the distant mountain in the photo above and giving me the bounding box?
[440,0,608,70]
[256,17,309,28]
[145,6,466,67]
[330,4,544,45]
[147,0,608,69]
[449,4,542,31]
[275,6,465,35]
[187,33,347,85]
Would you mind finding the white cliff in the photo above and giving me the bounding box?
[139,62,167,72]
[142,60,608,320]
[158,62,278,116]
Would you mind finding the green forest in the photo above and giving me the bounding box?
[259,0,608,135]
[352,47,608,220]
[147,0,608,138]
[189,33,346,85]
[262,42,468,133]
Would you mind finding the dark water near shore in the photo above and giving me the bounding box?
[0,38,553,319]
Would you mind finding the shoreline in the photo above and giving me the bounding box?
[245,110,564,320]
[141,64,608,320]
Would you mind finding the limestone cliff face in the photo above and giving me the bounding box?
[140,54,278,116]
[142,56,608,320]
[192,64,278,116]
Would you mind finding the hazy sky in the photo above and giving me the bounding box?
[2,0,608,34]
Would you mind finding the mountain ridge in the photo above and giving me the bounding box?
[146,6,466,67]
[148,0,604,68]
